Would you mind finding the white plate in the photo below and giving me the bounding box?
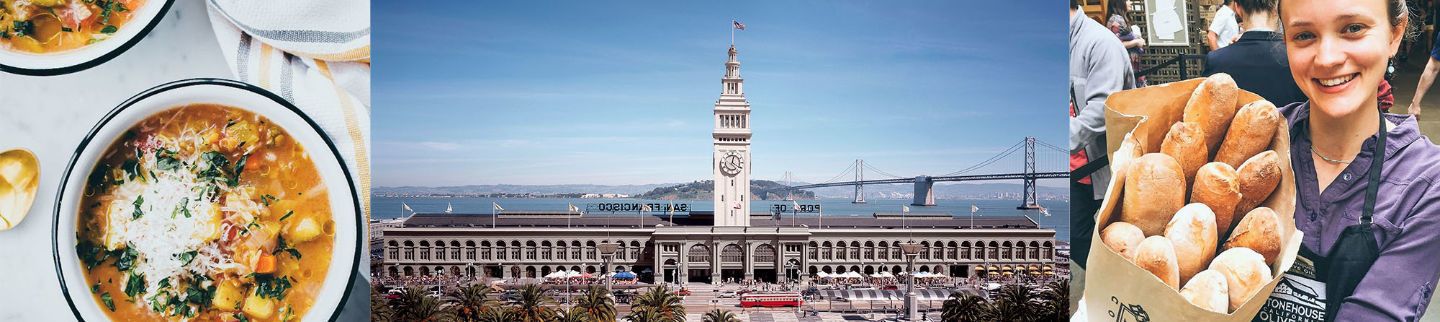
[51,78,362,321]
[0,0,175,76]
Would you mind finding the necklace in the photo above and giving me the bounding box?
[1312,147,1353,164]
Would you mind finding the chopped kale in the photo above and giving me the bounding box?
[12,20,32,38]
[100,25,117,34]
[131,195,144,219]
[260,194,278,206]
[113,246,138,272]
[252,274,293,300]
[178,250,197,266]
[123,272,146,299]
[278,210,293,222]
[100,292,115,311]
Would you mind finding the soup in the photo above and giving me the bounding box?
[76,104,335,321]
[0,0,146,53]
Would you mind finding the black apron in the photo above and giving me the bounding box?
[1255,110,1385,322]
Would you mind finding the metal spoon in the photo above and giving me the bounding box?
[0,148,39,231]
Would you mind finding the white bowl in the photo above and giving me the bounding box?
[0,0,175,76]
[51,78,362,320]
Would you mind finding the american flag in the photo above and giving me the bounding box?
[733,20,746,30]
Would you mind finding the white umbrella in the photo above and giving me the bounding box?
[818,272,830,278]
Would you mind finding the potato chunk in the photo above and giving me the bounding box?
[287,217,321,243]
[212,281,246,310]
[242,289,276,319]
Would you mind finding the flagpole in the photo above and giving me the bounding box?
[730,20,734,46]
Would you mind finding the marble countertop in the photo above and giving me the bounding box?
[0,1,367,319]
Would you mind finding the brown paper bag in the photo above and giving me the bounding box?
[1083,78,1302,321]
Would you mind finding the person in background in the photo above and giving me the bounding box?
[1109,0,1148,87]
[1405,25,1440,118]
[1203,0,1307,106]
[1209,0,1242,50]
[1274,0,1440,319]
[1069,0,1135,274]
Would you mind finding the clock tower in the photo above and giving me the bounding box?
[713,45,751,227]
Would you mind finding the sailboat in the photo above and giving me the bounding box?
[446,202,453,214]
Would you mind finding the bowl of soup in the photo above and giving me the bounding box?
[0,0,173,75]
[52,78,362,321]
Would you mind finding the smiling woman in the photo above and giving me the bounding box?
[1270,0,1440,320]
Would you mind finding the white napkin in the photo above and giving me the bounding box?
[203,0,372,221]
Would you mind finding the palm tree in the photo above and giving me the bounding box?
[555,306,590,322]
[477,307,520,322]
[450,283,496,322]
[371,287,393,322]
[1038,279,1070,322]
[575,285,616,322]
[702,308,741,322]
[940,291,992,322]
[389,286,453,322]
[992,284,1041,322]
[627,286,685,322]
[513,284,555,322]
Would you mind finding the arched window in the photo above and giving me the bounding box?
[403,241,415,260]
[877,241,889,260]
[961,241,972,259]
[450,241,461,260]
[586,241,598,260]
[721,244,744,263]
[541,241,553,260]
[755,244,776,263]
[1002,241,1013,259]
[525,241,538,260]
[419,241,431,260]
[465,241,476,260]
[688,244,711,263]
[572,241,582,259]
[864,241,875,259]
[481,241,492,260]
[387,241,398,259]
[630,241,642,259]
[849,241,860,259]
[511,241,522,259]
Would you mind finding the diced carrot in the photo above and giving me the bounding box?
[254,254,276,274]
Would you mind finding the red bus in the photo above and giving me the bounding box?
[739,292,803,308]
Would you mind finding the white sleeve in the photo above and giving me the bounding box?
[1208,9,1227,33]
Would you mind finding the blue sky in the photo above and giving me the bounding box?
[374,1,1069,187]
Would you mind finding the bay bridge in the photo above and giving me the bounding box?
[779,137,1069,209]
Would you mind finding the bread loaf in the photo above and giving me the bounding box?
[1224,207,1283,265]
[1165,203,1219,285]
[1192,162,1243,236]
[1209,247,1273,312]
[1162,121,1209,187]
[1235,150,1282,215]
[1112,134,1144,178]
[1215,101,1281,167]
[1134,236,1182,289]
[1102,221,1147,260]
[1121,153,1187,235]
[1180,269,1231,314]
[1183,73,1241,155]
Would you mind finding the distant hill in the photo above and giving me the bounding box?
[374,184,675,196]
[375,181,1065,201]
[634,180,817,200]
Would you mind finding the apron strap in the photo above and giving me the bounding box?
[1360,110,1386,224]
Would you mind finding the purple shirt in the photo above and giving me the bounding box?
[1281,102,1440,321]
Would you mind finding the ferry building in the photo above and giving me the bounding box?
[378,45,1059,284]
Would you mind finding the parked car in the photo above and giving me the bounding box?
[677,288,692,296]
[718,291,738,298]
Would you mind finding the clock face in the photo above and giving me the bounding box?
[720,154,743,176]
